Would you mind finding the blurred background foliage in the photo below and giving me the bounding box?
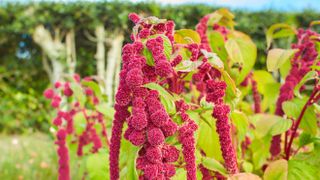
[0,1,319,134]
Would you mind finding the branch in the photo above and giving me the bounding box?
[285,83,319,160]
[84,30,97,42]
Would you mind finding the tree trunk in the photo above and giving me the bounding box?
[66,28,76,74]
[105,34,124,106]
[33,25,66,84]
[95,25,106,80]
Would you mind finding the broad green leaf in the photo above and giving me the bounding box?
[174,29,201,44]
[288,160,319,180]
[266,48,298,72]
[222,70,238,95]
[202,157,227,176]
[172,168,187,180]
[298,132,314,148]
[279,55,292,79]
[294,71,318,98]
[262,83,280,113]
[282,98,318,135]
[197,111,223,160]
[263,159,288,180]
[95,103,115,120]
[143,47,155,66]
[73,112,86,134]
[70,83,86,107]
[266,23,296,49]
[207,31,228,61]
[86,149,109,180]
[252,70,276,94]
[231,110,249,142]
[231,37,257,84]
[144,83,176,114]
[242,161,253,173]
[174,60,202,72]
[269,117,292,136]
[252,114,292,138]
[225,39,244,64]
[120,135,139,180]
[250,135,272,169]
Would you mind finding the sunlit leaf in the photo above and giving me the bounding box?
[266,48,298,72]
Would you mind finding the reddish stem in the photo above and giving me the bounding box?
[285,87,318,160]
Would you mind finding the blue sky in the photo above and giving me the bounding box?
[3,0,320,12]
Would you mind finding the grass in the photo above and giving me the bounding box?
[0,133,58,180]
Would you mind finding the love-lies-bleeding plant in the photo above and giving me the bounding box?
[44,74,112,179]
[269,28,320,157]
[109,9,255,180]
[43,8,320,180]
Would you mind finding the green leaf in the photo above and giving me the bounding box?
[262,82,280,113]
[263,159,288,180]
[73,112,86,134]
[298,132,313,148]
[242,161,253,173]
[70,83,86,107]
[288,160,319,180]
[266,48,298,72]
[143,47,155,66]
[95,103,115,120]
[143,34,172,66]
[172,168,187,180]
[174,60,202,72]
[294,71,318,98]
[252,70,276,94]
[282,98,318,135]
[207,31,228,62]
[250,135,272,169]
[269,117,292,136]
[174,29,201,44]
[86,149,109,180]
[202,157,227,176]
[230,37,257,84]
[231,110,249,142]
[197,111,223,160]
[225,38,244,64]
[252,114,292,138]
[279,55,292,79]
[143,83,176,114]
[266,23,296,49]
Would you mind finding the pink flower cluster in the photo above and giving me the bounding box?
[190,49,238,174]
[196,15,229,52]
[56,129,70,180]
[146,37,173,77]
[176,100,198,180]
[251,77,261,113]
[196,15,211,51]
[271,28,319,156]
[44,75,109,180]
[110,14,180,179]
[240,73,261,113]
[212,104,238,174]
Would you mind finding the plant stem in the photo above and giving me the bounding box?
[285,88,318,160]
